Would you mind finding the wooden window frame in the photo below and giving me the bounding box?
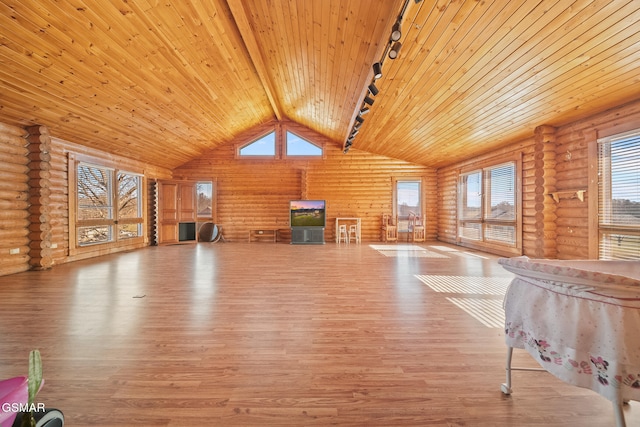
[69,153,146,257]
[456,153,522,257]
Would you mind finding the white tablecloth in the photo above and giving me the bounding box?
[499,257,640,403]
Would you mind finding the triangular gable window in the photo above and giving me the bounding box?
[239,131,276,156]
[286,131,322,156]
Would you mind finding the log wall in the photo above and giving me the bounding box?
[173,121,437,243]
[438,98,640,259]
[554,99,640,259]
[0,118,172,277]
[0,122,30,276]
[3,98,640,276]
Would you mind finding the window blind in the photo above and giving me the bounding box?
[598,131,640,260]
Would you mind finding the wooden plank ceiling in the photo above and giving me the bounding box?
[1,0,640,169]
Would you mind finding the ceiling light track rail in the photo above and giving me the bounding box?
[343,0,421,153]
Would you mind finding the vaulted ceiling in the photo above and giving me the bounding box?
[1,0,640,170]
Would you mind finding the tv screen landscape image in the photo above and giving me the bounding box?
[290,200,326,227]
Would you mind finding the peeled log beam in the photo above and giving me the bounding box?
[26,134,51,145]
[25,125,49,135]
[0,121,27,137]
[28,151,52,162]
[0,218,29,230]
[0,228,29,240]
[0,138,28,154]
[28,222,52,233]
[0,264,30,277]
[0,133,28,147]
[0,189,29,202]
[0,199,29,211]
[0,169,29,184]
[29,257,53,270]
[0,210,29,221]
[26,161,51,171]
[0,238,29,250]
[1,162,29,175]
[29,240,52,250]
[0,151,29,166]
[27,169,52,180]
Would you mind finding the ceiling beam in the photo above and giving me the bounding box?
[227,0,283,121]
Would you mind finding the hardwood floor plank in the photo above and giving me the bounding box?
[0,242,637,426]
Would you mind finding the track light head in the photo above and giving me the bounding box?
[372,62,383,79]
[363,95,375,106]
[391,21,402,42]
[388,41,402,59]
[355,115,364,124]
[368,83,379,96]
[360,106,370,115]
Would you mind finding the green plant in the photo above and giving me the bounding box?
[21,350,42,427]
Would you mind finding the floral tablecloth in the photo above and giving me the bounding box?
[498,257,640,403]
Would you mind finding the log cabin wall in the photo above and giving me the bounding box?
[0,122,30,276]
[437,98,640,260]
[0,118,172,277]
[172,121,437,243]
[554,98,640,259]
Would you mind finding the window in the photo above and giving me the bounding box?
[239,131,276,156]
[395,180,421,233]
[598,130,640,260]
[458,160,518,252]
[286,131,322,156]
[75,162,143,247]
[196,181,213,218]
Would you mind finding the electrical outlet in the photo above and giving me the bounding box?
[9,248,20,255]
[51,243,58,249]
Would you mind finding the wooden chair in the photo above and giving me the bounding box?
[348,224,359,243]
[338,224,349,243]
[381,214,398,242]
[408,212,425,242]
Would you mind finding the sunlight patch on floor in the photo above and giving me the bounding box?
[415,275,511,295]
[415,275,512,328]
[446,297,505,328]
[369,244,449,258]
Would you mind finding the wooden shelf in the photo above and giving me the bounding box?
[549,189,586,203]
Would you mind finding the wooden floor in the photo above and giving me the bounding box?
[0,242,637,426]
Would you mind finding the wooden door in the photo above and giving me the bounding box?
[159,182,179,243]
[178,183,196,222]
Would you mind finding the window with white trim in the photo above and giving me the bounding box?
[598,130,640,260]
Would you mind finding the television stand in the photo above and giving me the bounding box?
[290,227,325,244]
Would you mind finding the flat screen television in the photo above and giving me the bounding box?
[290,200,326,227]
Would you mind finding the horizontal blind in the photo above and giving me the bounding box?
[598,131,640,260]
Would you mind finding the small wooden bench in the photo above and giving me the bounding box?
[248,229,278,243]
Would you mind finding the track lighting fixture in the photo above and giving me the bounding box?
[344,0,419,153]
[389,42,402,59]
[372,62,383,79]
[391,21,402,42]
